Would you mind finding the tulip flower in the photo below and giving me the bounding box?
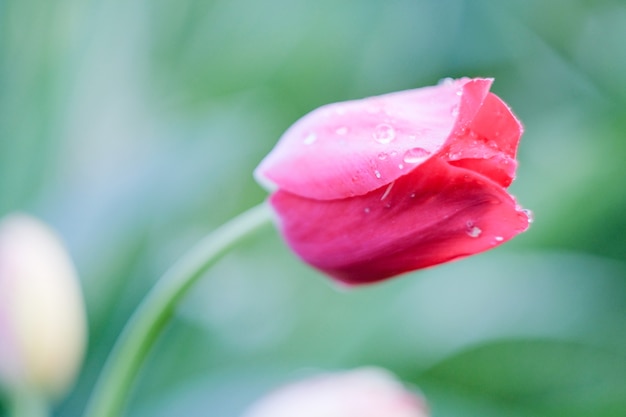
[0,214,87,401]
[242,368,429,417]
[255,77,530,285]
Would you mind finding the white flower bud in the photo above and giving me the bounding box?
[0,214,87,400]
[242,367,429,417]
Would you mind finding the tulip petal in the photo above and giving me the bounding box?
[256,78,494,200]
[444,93,523,187]
[270,158,530,285]
[242,368,429,417]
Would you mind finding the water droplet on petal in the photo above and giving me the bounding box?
[456,90,463,96]
[466,221,482,238]
[378,152,388,160]
[487,140,499,149]
[409,192,416,198]
[522,208,534,223]
[336,126,348,135]
[403,147,431,164]
[398,163,404,170]
[451,106,460,117]
[364,207,371,214]
[438,77,454,86]
[303,133,317,145]
[467,226,482,238]
[494,236,504,242]
[373,124,396,144]
[374,170,382,179]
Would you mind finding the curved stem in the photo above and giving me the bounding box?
[83,202,274,417]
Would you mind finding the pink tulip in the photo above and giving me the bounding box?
[242,368,429,417]
[255,78,530,285]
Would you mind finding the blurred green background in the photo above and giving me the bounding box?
[1,0,626,416]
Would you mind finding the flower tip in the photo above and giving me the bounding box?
[519,207,534,228]
[253,160,278,193]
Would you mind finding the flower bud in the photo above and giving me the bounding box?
[255,78,530,285]
[0,214,87,399]
[242,367,429,417]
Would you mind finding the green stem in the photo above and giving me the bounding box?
[82,202,274,417]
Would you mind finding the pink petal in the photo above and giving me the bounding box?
[242,368,429,417]
[443,93,523,187]
[255,78,493,200]
[270,157,530,285]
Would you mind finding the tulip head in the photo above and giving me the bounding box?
[0,214,87,400]
[256,78,530,284]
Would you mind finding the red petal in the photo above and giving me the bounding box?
[443,93,523,187]
[256,78,494,200]
[270,157,529,285]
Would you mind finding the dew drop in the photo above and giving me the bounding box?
[467,226,482,238]
[409,192,416,198]
[438,77,454,86]
[403,147,431,164]
[398,163,404,170]
[451,106,460,117]
[487,140,499,149]
[522,208,534,223]
[374,170,382,179]
[466,221,482,238]
[303,133,317,145]
[494,236,504,242]
[373,123,396,144]
[456,90,463,96]
[336,126,348,135]
[364,207,371,214]
[378,152,388,160]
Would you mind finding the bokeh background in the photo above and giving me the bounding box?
[1,0,626,416]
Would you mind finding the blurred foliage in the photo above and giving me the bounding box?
[1,0,625,416]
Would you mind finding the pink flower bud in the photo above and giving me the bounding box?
[0,214,87,399]
[255,78,530,285]
[242,368,429,417]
